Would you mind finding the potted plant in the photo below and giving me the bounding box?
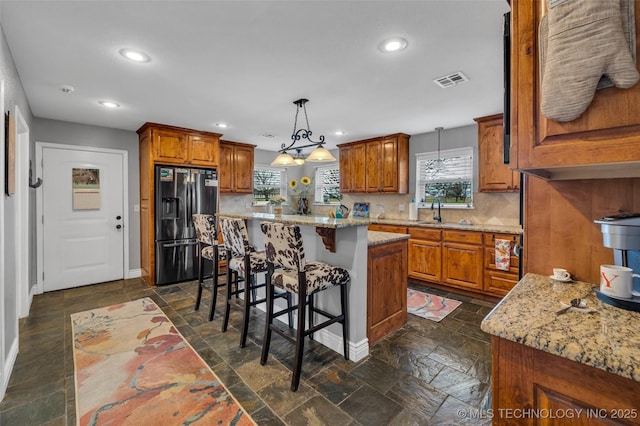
[289,176,312,215]
[269,194,287,216]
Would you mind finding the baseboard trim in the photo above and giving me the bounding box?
[313,329,369,362]
[126,269,142,279]
[1,336,19,401]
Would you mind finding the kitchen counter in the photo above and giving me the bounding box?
[367,231,410,247]
[219,212,370,229]
[372,218,522,234]
[481,273,640,382]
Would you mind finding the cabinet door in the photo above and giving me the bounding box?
[476,114,518,192]
[511,0,640,179]
[188,135,219,167]
[219,144,233,193]
[233,145,254,193]
[365,141,382,192]
[380,137,399,192]
[352,143,366,193]
[442,242,483,290]
[367,240,407,345]
[339,145,353,193]
[154,129,187,164]
[408,239,442,282]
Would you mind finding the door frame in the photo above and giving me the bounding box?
[35,142,129,294]
[14,105,30,318]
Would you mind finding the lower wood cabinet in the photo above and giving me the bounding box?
[367,239,408,346]
[408,227,442,282]
[492,337,640,425]
[442,242,483,291]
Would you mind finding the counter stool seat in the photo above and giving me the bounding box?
[260,221,350,391]
[192,214,226,321]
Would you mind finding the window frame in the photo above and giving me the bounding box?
[252,165,288,206]
[313,164,342,205]
[415,147,474,209]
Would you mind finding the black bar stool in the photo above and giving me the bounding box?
[260,222,350,391]
[192,214,227,321]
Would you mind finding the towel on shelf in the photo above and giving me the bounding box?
[495,238,511,271]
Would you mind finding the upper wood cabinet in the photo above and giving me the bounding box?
[475,114,519,192]
[510,0,640,179]
[338,133,409,194]
[138,122,221,168]
[219,140,255,194]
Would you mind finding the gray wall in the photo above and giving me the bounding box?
[33,118,140,270]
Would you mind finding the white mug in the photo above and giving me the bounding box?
[600,264,640,299]
[553,268,571,281]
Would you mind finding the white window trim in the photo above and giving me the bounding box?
[253,164,288,206]
[415,147,474,209]
[313,164,342,205]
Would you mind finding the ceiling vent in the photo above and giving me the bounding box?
[433,72,469,88]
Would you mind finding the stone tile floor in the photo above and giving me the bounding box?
[0,278,494,425]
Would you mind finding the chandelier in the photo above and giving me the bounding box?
[271,98,336,166]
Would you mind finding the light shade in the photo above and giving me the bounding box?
[305,146,336,162]
[271,152,296,166]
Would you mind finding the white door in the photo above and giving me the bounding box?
[42,146,124,291]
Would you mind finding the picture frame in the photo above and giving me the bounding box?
[5,111,15,195]
[352,202,370,218]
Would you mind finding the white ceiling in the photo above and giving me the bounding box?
[0,0,510,152]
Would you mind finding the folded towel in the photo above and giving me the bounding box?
[495,238,511,271]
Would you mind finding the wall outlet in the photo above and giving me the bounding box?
[134,204,140,212]
[399,204,405,211]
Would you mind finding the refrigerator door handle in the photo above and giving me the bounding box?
[163,241,198,248]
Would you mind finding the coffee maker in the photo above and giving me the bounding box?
[594,213,640,308]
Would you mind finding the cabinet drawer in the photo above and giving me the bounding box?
[484,270,518,297]
[408,227,441,241]
[443,230,483,245]
[368,224,407,234]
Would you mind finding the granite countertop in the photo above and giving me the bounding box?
[371,218,522,234]
[367,231,410,247]
[481,273,640,382]
[218,212,370,229]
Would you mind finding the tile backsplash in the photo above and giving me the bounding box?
[220,191,520,227]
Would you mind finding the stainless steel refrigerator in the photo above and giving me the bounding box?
[155,165,218,285]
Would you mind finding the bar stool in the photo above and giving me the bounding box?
[192,214,227,321]
[260,222,350,391]
[219,217,293,348]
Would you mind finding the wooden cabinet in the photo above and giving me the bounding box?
[492,337,640,425]
[367,239,408,346]
[483,233,520,297]
[137,122,223,285]
[219,140,255,194]
[510,0,640,180]
[475,114,519,192]
[407,227,442,282]
[140,122,220,167]
[339,143,365,193]
[368,224,407,233]
[338,133,409,194]
[442,231,484,291]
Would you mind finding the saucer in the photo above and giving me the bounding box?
[549,275,572,283]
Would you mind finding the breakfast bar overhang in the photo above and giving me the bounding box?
[218,212,372,361]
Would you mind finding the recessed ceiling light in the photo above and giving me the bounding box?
[119,48,151,63]
[379,37,408,53]
[335,131,346,136]
[98,100,120,108]
[215,122,228,128]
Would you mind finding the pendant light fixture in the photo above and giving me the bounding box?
[431,126,449,176]
[271,98,336,166]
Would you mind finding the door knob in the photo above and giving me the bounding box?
[116,215,122,220]
[116,224,122,230]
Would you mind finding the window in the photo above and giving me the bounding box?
[416,147,473,208]
[253,165,287,205]
[314,165,342,204]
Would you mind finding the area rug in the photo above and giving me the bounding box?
[407,289,462,322]
[71,297,255,426]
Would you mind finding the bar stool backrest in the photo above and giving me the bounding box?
[261,222,306,272]
[192,214,216,246]
[220,217,251,257]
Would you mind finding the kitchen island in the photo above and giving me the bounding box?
[219,212,409,361]
[481,273,640,424]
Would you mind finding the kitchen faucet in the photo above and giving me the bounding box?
[431,197,442,223]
